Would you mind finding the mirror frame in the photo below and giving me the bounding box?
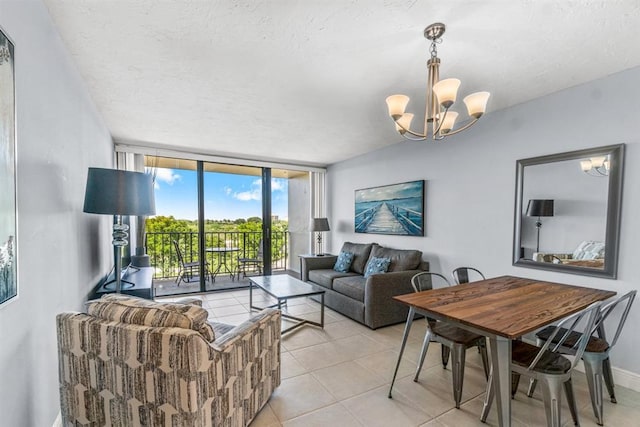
[512,144,625,279]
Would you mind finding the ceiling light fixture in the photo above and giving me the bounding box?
[580,156,610,177]
[386,23,490,141]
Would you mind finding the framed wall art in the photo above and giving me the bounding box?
[0,26,16,307]
[355,180,424,236]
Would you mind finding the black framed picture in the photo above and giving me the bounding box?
[0,26,16,307]
[355,180,425,236]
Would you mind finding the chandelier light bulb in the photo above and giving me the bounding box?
[432,78,461,109]
[386,95,410,119]
[395,113,414,134]
[439,111,459,134]
[580,160,593,172]
[464,92,491,119]
[590,156,606,168]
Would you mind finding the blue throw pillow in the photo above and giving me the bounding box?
[364,257,391,278]
[334,251,354,273]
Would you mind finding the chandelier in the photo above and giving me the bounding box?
[385,23,490,141]
[581,156,610,176]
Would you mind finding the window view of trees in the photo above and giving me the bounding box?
[145,215,288,279]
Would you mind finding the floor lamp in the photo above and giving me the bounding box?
[526,199,554,253]
[310,218,330,256]
[83,168,156,293]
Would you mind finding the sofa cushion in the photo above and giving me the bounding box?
[364,256,391,278]
[369,246,422,272]
[572,241,605,260]
[333,276,367,302]
[341,242,376,274]
[308,269,358,289]
[87,294,215,342]
[334,251,355,273]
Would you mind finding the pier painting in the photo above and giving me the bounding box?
[355,180,424,236]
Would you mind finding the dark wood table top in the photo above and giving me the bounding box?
[393,275,615,339]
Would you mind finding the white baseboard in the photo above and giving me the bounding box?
[575,361,640,393]
[52,412,62,427]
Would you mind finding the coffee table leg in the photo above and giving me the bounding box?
[249,280,254,311]
[320,293,325,328]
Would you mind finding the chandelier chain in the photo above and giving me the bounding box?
[429,38,441,61]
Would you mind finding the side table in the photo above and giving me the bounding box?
[298,253,335,280]
[93,266,154,300]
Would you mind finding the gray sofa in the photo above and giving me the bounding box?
[301,242,428,329]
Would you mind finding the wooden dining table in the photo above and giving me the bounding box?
[391,275,615,427]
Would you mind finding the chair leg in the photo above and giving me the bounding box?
[540,377,564,427]
[479,340,490,380]
[602,357,617,403]
[451,344,466,409]
[564,377,580,426]
[480,366,494,423]
[413,329,432,382]
[441,345,451,369]
[527,378,537,397]
[511,373,520,399]
[583,352,605,425]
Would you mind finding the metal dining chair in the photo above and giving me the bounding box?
[526,290,636,425]
[451,266,485,285]
[390,272,490,409]
[172,240,209,285]
[481,301,602,427]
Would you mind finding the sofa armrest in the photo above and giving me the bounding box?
[300,255,338,281]
[364,269,423,328]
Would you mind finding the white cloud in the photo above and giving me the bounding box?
[234,189,261,201]
[153,168,181,187]
[231,178,287,201]
[224,187,233,195]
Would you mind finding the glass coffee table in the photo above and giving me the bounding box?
[249,275,325,334]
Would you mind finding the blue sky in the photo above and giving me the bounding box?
[150,168,289,221]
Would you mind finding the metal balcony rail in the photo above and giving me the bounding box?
[145,231,288,280]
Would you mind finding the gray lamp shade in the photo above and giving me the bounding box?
[310,217,330,232]
[526,199,554,217]
[83,167,156,216]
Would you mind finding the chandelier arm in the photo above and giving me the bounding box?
[394,120,428,139]
[439,117,480,137]
[401,133,428,141]
[431,107,449,136]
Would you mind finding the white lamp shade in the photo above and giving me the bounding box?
[385,95,410,119]
[395,113,414,134]
[439,111,458,134]
[580,160,593,172]
[432,78,460,108]
[464,91,491,118]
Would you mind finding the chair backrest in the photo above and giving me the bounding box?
[411,272,450,293]
[173,240,186,265]
[594,290,636,348]
[529,301,601,371]
[451,267,485,285]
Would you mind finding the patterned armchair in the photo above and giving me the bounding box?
[56,295,281,426]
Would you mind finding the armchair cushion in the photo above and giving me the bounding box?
[87,294,216,342]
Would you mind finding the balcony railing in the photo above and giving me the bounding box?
[145,231,288,280]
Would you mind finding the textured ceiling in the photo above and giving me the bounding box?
[43,0,640,167]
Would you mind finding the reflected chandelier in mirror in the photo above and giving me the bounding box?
[513,144,624,279]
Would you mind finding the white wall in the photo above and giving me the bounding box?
[0,1,113,426]
[327,66,640,376]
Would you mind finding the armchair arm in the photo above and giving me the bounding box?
[213,308,281,350]
[300,255,338,282]
[364,269,423,329]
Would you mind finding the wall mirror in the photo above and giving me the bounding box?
[513,144,624,279]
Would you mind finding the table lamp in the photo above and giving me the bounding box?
[83,167,156,293]
[526,199,554,253]
[310,218,330,256]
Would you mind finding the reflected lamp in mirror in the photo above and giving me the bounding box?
[310,218,330,256]
[513,144,624,279]
[526,199,554,253]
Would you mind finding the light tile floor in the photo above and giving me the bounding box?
[158,290,640,427]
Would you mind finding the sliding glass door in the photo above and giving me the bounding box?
[145,155,306,297]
